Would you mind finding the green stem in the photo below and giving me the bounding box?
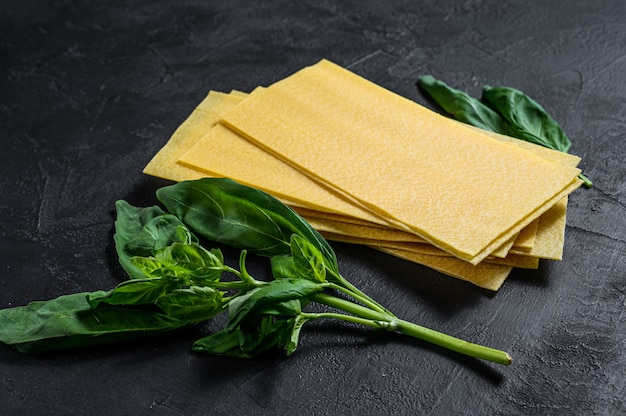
[312,293,512,366]
[578,172,592,188]
[237,250,258,286]
[205,280,260,291]
[325,268,394,316]
[394,319,512,365]
[221,265,243,279]
[301,311,390,330]
[324,282,395,317]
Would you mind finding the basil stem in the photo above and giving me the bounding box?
[311,293,512,365]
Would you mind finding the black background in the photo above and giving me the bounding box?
[1,1,625,415]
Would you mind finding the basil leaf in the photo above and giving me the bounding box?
[481,85,572,152]
[156,178,338,272]
[156,286,226,321]
[0,292,190,353]
[225,279,323,331]
[290,234,326,283]
[242,315,295,356]
[192,315,300,358]
[417,75,514,135]
[128,256,176,279]
[92,242,228,309]
[284,314,309,356]
[153,243,225,284]
[270,255,299,280]
[254,299,303,316]
[192,329,245,356]
[127,245,223,283]
[87,277,182,308]
[114,200,198,280]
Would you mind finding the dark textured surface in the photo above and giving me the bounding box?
[1,1,625,415]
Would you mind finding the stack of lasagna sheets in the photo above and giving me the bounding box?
[143,59,583,291]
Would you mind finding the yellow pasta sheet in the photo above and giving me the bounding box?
[218,60,582,264]
[374,247,513,291]
[176,89,576,263]
[321,230,539,269]
[178,94,549,256]
[180,121,390,226]
[142,70,581,289]
[304,214,527,257]
[144,91,234,182]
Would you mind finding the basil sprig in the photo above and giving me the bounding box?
[0,178,512,365]
[418,75,592,187]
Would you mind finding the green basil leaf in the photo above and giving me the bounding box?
[254,299,302,316]
[481,85,572,152]
[114,200,198,280]
[269,255,299,280]
[87,277,181,309]
[240,315,305,357]
[0,292,190,353]
[225,279,323,331]
[241,315,291,355]
[128,256,175,279]
[192,315,297,358]
[156,286,226,321]
[417,75,513,135]
[290,234,326,283]
[284,315,309,356]
[192,329,246,357]
[156,178,338,272]
[153,243,225,283]
[127,245,224,285]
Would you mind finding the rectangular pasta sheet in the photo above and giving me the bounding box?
[219,60,582,263]
[142,61,583,290]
